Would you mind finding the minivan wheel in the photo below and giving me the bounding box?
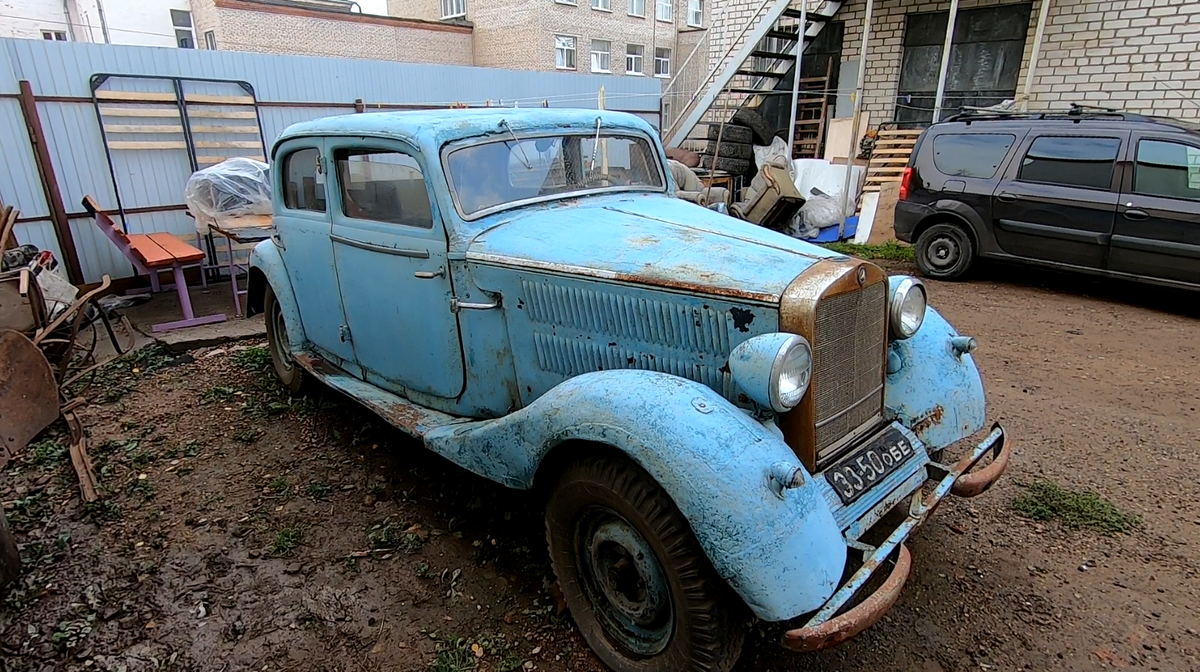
[546,454,746,672]
[915,222,975,280]
[264,284,310,395]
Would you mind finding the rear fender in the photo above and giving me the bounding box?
[248,239,307,350]
[423,369,846,622]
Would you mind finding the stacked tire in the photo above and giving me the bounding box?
[699,109,774,178]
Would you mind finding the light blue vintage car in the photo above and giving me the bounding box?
[247,108,1011,671]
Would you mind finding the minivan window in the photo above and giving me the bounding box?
[932,133,1016,179]
[1133,139,1200,201]
[283,147,326,212]
[1017,136,1121,190]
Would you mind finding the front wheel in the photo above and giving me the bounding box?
[915,222,975,280]
[546,454,746,672]
[264,284,310,395]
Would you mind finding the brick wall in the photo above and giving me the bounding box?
[190,0,473,63]
[836,0,1200,122]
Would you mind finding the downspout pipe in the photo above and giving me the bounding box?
[931,0,959,123]
[838,0,873,238]
[1021,0,1053,111]
[786,2,808,155]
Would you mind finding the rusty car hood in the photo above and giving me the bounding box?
[464,194,847,304]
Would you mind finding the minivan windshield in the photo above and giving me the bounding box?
[445,133,664,216]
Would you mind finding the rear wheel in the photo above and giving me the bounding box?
[915,222,975,280]
[264,284,310,395]
[546,454,746,672]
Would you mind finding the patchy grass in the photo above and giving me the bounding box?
[232,429,263,444]
[368,519,405,550]
[823,241,915,262]
[82,499,122,523]
[304,481,332,500]
[50,615,97,651]
[81,343,176,403]
[269,526,304,557]
[270,476,291,496]
[431,635,475,672]
[28,438,68,469]
[232,345,273,373]
[1012,480,1140,536]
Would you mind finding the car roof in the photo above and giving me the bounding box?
[273,108,658,157]
[930,110,1200,136]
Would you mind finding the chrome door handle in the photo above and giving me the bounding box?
[996,192,1018,203]
[451,296,500,313]
[414,266,445,279]
[1123,209,1149,221]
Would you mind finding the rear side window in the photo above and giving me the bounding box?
[1017,136,1122,190]
[931,133,1016,179]
[335,149,433,228]
[1133,139,1200,201]
[283,147,326,212]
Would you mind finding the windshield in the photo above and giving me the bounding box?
[445,133,664,216]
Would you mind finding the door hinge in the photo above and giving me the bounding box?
[338,324,352,343]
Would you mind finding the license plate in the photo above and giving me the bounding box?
[824,428,917,505]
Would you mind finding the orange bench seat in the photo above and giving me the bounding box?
[127,232,206,268]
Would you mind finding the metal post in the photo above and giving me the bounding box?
[786,2,808,156]
[931,0,960,123]
[1021,0,1053,111]
[838,0,873,238]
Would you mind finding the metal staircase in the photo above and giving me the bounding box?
[663,0,846,151]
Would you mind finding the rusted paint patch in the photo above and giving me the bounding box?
[910,405,945,435]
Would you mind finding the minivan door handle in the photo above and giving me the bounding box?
[996,192,1018,203]
[1123,209,1149,221]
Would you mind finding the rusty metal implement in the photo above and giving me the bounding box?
[0,329,60,469]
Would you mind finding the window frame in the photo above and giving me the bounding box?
[591,0,611,11]
[281,146,328,214]
[554,0,577,6]
[440,0,466,19]
[333,147,435,229]
[686,0,702,27]
[627,0,645,16]
[930,132,1017,180]
[41,30,67,41]
[204,30,216,50]
[1014,134,1124,192]
[654,47,671,78]
[590,39,611,73]
[555,35,578,70]
[655,0,672,22]
[1132,137,1200,203]
[625,43,644,76]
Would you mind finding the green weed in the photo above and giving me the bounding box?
[1012,480,1140,536]
[232,428,262,444]
[822,241,915,262]
[305,481,332,500]
[50,615,96,651]
[233,345,273,372]
[431,635,475,672]
[270,476,291,495]
[28,439,67,468]
[269,526,304,556]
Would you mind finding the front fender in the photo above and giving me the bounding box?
[885,297,986,451]
[249,239,306,350]
[423,370,845,622]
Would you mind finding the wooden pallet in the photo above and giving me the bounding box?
[862,129,923,193]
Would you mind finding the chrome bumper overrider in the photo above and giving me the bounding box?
[781,423,1009,652]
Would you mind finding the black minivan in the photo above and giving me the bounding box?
[894,108,1200,290]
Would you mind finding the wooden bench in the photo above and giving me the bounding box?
[82,196,225,332]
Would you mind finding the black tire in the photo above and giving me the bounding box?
[700,155,753,175]
[706,123,753,144]
[264,284,311,395]
[730,108,774,145]
[546,454,747,672]
[915,221,975,280]
[703,140,753,161]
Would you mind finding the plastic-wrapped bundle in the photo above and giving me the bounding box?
[184,157,272,220]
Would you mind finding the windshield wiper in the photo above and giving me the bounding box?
[500,119,533,170]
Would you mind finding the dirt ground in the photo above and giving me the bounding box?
[3,261,1199,672]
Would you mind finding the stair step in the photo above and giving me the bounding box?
[736,68,789,79]
[750,50,796,60]
[782,8,834,20]
[764,28,801,40]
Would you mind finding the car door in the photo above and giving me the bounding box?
[991,132,1127,269]
[327,139,465,399]
[1110,135,1200,285]
[273,140,356,364]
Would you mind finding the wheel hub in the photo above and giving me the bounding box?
[927,235,960,269]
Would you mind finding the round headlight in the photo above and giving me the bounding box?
[771,337,812,412]
[890,277,926,340]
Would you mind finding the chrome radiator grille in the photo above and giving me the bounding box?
[813,282,888,463]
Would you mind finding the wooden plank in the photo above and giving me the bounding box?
[866,167,908,175]
[870,148,917,155]
[195,140,262,149]
[868,157,910,164]
[196,155,267,164]
[147,232,206,263]
[190,125,260,134]
[103,124,184,133]
[96,90,177,102]
[126,233,176,267]
[100,107,180,118]
[108,140,187,150]
[877,129,924,137]
[187,109,258,119]
[867,182,901,246]
[184,93,256,105]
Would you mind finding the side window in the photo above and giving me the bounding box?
[1017,136,1122,190]
[335,150,433,228]
[931,133,1016,179]
[1133,139,1200,201]
[282,148,326,212]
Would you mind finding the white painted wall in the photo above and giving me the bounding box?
[0,0,196,46]
[0,0,74,40]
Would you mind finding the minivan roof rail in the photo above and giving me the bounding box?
[941,103,1154,124]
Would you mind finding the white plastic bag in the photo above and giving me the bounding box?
[35,266,78,317]
[753,136,794,175]
[184,157,272,221]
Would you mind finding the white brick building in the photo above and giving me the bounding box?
[1,0,194,47]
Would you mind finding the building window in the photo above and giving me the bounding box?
[655,0,671,22]
[626,44,644,75]
[591,0,610,10]
[628,0,644,15]
[687,0,702,26]
[441,0,466,19]
[171,9,195,48]
[41,30,67,41]
[555,35,577,70]
[204,30,216,50]
[591,40,611,73]
[555,0,576,5]
[654,47,671,77]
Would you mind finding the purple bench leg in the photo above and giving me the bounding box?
[150,264,226,333]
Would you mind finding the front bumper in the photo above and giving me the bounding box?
[781,423,1010,652]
